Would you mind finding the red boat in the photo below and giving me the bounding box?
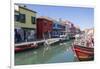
[73,45,94,61]
[15,43,38,52]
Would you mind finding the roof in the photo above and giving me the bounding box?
[19,6,37,13]
[37,16,53,21]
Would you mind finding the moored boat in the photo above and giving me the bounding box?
[73,28,94,61]
[15,43,38,52]
[73,44,94,61]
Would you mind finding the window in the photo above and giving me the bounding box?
[15,12,20,21]
[53,24,55,27]
[15,15,19,21]
[20,13,26,23]
[31,16,36,24]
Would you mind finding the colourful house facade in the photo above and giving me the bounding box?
[51,20,66,38]
[14,5,37,43]
[37,17,53,39]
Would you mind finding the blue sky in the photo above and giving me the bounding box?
[22,4,94,30]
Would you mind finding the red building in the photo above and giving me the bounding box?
[37,17,53,39]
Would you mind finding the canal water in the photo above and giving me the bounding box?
[15,40,78,65]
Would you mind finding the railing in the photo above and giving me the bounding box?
[15,38,61,47]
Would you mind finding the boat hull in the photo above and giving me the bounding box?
[73,45,94,61]
[15,44,38,52]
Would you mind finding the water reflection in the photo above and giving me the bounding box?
[15,40,77,65]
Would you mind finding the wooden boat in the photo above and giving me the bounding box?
[73,31,94,61]
[15,43,38,52]
[73,44,94,61]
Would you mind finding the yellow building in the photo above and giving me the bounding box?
[14,5,37,43]
[15,5,37,29]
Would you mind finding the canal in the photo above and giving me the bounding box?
[15,40,78,65]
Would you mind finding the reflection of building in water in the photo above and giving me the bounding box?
[14,4,37,43]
